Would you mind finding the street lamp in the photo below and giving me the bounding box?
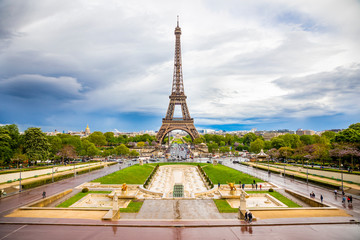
[19,164,22,192]
[306,160,308,184]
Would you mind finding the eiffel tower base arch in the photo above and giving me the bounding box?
[156,120,199,143]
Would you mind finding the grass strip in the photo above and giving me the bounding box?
[213,199,238,213]
[214,190,301,213]
[246,191,301,208]
[92,164,154,184]
[120,200,143,213]
[203,164,263,184]
[56,191,111,208]
[149,162,209,167]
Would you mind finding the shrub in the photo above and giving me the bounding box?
[268,188,274,192]
[82,187,89,193]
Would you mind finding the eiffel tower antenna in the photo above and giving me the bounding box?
[156,17,199,143]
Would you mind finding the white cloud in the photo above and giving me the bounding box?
[0,0,359,131]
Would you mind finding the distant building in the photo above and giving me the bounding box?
[85,124,91,136]
[296,129,315,136]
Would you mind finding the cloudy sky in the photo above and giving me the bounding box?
[0,0,359,133]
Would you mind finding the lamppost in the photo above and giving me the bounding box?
[52,165,54,183]
[19,164,22,192]
[306,160,309,184]
[267,157,270,180]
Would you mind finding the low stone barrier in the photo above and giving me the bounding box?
[26,189,73,208]
[285,189,329,207]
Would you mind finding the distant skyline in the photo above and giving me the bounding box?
[1,0,359,133]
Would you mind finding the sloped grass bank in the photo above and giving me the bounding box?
[214,190,301,213]
[92,164,154,184]
[56,191,112,208]
[203,164,263,184]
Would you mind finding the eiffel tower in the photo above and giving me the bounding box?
[156,17,199,143]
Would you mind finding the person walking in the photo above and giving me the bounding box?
[320,194,323,203]
[334,189,337,197]
[255,183,258,190]
[248,211,253,223]
[244,211,248,222]
[342,196,346,204]
[349,195,353,203]
[260,184,262,190]
[218,182,220,189]
[242,183,245,189]
[239,181,242,188]
[42,191,46,198]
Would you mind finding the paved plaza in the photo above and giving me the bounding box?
[0,161,359,239]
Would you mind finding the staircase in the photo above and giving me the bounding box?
[173,184,184,198]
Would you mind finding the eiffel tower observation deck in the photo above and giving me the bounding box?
[156,17,199,143]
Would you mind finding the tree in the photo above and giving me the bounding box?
[312,143,330,167]
[59,134,83,154]
[349,123,360,131]
[282,134,301,149]
[321,131,336,141]
[243,133,258,146]
[194,137,205,145]
[115,144,130,157]
[219,146,230,154]
[137,142,146,148]
[250,138,264,154]
[104,132,115,142]
[300,135,314,145]
[334,128,360,143]
[129,150,140,157]
[87,131,107,146]
[278,147,293,161]
[57,145,78,162]
[1,124,20,150]
[330,143,360,169]
[271,137,286,149]
[207,142,218,154]
[87,144,99,157]
[264,141,272,151]
[0,128,12,164]
[11,152,27,168]
[81,139,99,157]
[47,136,62,157]
[267,148,279,160]
[23,128,50,163]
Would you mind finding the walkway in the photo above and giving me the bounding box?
[0,163,101,184]
[245,162,360,192]
[0,163,110,196]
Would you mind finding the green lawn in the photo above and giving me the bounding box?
[56,191,143,212]
[213,190,301,213]
[56,191,111,208]
[213,199,238,213]
[92,164,154,184]
[203,164,263,184]
[246,191,301,208]
[149,162,208,167]
[120,200,143,213]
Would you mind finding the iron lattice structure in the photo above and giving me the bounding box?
[156,18,199,143]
